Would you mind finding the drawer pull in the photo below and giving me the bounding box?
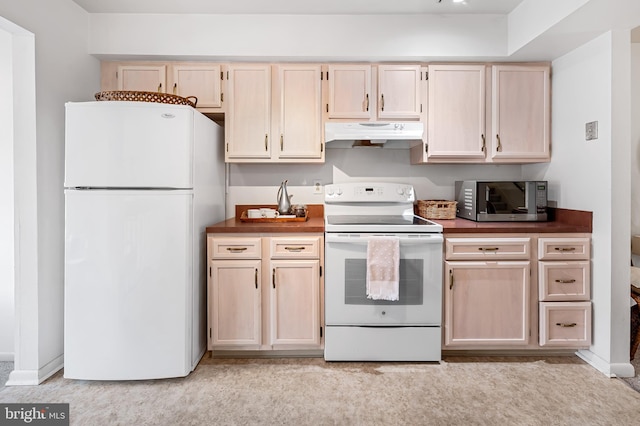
[554,247,576,252]
[555,279,577,284]
[555,322,577,328]
[226,247,248,253]
[284,246,305,252]
[272,268,276,289]
[449,269,454,290]
[478,247,499,251]
[255,268,258,289]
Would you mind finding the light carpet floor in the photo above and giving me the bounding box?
[1,356,640,425]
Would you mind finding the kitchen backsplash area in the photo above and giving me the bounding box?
[226,147,533,218]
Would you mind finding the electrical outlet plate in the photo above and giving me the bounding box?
[313,180,323,194]
[585,121,598,141]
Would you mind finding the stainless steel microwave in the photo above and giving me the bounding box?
[455,180,548,222]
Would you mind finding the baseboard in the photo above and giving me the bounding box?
[0,352,15,362]
[576,349,635,378]
[5,354,63,386]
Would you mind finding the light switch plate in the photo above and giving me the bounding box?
[585,121,598,141]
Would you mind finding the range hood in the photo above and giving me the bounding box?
[324,122,424,149]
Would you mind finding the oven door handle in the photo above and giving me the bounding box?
[325,234,443,245]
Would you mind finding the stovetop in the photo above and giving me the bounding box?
[323,182,443,233]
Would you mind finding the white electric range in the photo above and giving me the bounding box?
[323,182,444,362]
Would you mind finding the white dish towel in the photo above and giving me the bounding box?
[366,236,400,301]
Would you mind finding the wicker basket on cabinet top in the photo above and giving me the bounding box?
[416,200,457,220]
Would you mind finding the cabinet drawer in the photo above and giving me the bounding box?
[209,237,261,259]
[538,237,590,260]
[539,302,591,347]
[539,261,590,301]
[270,237,320,259]
[445,238,531,260]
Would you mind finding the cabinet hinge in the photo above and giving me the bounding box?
[320,326,323,338]
[320,266,323,277]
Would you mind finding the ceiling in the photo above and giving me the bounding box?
[71,0,526,15]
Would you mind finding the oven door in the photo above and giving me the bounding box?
[324,232,443,326]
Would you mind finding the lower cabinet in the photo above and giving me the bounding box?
[207,234,324,352]
[443,233,592,351]
[444,261,530,346]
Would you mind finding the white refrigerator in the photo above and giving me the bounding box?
[63,101,224,380]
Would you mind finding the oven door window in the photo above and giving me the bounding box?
[345,259,423,305]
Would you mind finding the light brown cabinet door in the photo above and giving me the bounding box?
[117,64,166,93]
[491,65,551,162]
[276,65,323,159]
[444,260,530,347]
[269,259,321,348]
[327,64,372,119]
[171,64,223,109]
[377,65,421,119]
[209,259,261,349]
[226,64,272,160]
[426,65,486,160]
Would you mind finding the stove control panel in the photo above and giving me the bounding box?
[325,182,415,203]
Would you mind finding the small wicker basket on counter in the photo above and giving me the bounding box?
[94,91,198,108]
[416,200,457,220]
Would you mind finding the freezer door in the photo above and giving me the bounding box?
[65,101,194,188]
[64,189,193,380]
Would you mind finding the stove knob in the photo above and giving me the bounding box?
[327,187,334,196]
[397,187,404,195]
[336,187,343,195]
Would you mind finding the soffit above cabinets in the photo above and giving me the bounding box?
[71,0,525,15]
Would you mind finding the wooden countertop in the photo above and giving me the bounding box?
[206,204,325,234]
[206,206,591,235]
[433,208,592,234]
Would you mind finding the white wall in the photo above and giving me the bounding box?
[631,43,640,235]
[0,0,100,384]
[227,149,523,217]
[0,23,15,361]
[524,31,633,376]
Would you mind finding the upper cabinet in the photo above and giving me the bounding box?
[225,64,324,163]
[116,64,167,93]
[101,61,225,113]
[326,64,371,119]
[326,64,421,121]
[422,64,487,161]
[170,64,224,112]
[411,63,551,165]
[377,65,422,120]
[490,65,551,162]
[226,64,272,161]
